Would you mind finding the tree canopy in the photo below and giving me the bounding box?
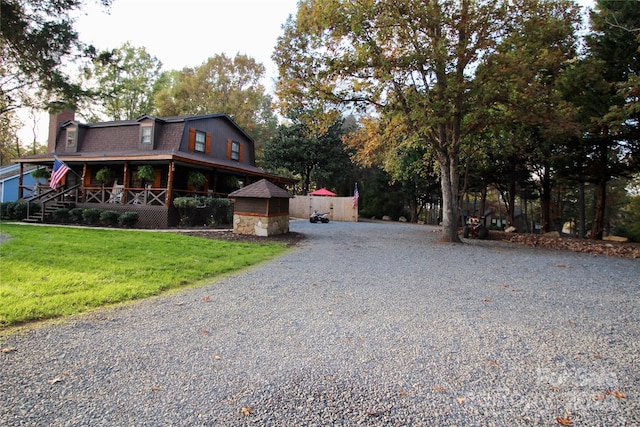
[0,0,112,114]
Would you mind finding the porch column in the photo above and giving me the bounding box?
[166,160,174,206]
[18,162,24,199]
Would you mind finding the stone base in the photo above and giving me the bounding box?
[233,214,290,236]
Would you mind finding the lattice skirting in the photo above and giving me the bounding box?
[76,203,179,228]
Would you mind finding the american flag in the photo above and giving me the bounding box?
[352,182,359,208]
[50,157,70,189]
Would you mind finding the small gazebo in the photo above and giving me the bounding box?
[229,179,293,236]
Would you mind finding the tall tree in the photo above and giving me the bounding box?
[584,0,640,239]
[263,114,353,194]
[274,0,512,242]
[154,53,278,151]
[0,0,112,115]
[79,42,162,121]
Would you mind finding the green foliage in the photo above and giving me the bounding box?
[95,167,116,184]
[0,224,288,327]
[2,201,29,220]
[80,42,162,121]
[153,53,278,151]
[99,210,120,226]
[202,197,233,225]
[173,197,202,226]
[187,171,207,188]
[52,208,69,223]
[30,167,50,182]
[82,208,102,225]
[614,195,640,242]
[118,211,139,228]
[263,116,354,194]
[69,208,85,223]
[136,165,155,183]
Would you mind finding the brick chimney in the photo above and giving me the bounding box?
[47,107,75,153]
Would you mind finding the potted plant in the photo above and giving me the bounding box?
[95,167,116,185]
[30,167,50,185]
[187,171,207,190]
[136,165,155,187]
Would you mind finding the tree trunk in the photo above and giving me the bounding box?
[591,177,606,240]
[540,163,552,233]
[438,150,461,243]
[578,181,586,238]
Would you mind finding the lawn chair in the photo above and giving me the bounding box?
[108,182,124,204]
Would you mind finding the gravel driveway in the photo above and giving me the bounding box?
[1,220,639,426]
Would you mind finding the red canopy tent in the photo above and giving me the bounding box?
[309,188,337,196]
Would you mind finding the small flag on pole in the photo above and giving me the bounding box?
[50,156,70,189]
[352,182,359,208]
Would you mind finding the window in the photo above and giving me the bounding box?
[195,130,206,152]
[231,141,240,160]
[141,126,153,144]
[66,129,76,147]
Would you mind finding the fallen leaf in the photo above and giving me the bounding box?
[556,416,573,426]
[240,406,254,416]
[567,320,576,327]
[555,264,568,268]
[482,298,491,302]
[202,296,210,302]
[432,386,448,393]
[612,390,626,399]
[594,392,608,401]
[399,388,407,397]
[214,355,222,360]
[202,329,209,334]
[1,347,17,353]
[488,360,500,367]
[593,354,603,359]
[48,377,64,385]
[457,397,465,405]
[151,386,162,391]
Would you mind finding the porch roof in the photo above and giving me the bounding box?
[12,151,296,184]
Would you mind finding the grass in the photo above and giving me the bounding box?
[0,223,289,328]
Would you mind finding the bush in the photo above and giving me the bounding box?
[69,208,85,224]
[203,197,233,226]
[173,197,202,226]
[118,211,139,228]
[52,208,70,223]
[82,208,102,225]
[100,210,120,226]
[0,202,14,219]
[9,201,29,220]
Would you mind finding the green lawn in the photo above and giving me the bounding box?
[0,223,289,328]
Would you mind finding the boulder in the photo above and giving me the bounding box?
[504,226,517,233]
[399,216,407,222]
[382,215,392,221]
[603,235,629,243]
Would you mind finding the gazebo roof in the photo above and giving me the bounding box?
[229,179,293,199]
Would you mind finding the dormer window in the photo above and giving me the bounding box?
[141,126,153,145]
[230,141,240,161]
[66,129,76,148]
[195,130,206,152]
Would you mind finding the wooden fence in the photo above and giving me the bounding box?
[289,195,358,222]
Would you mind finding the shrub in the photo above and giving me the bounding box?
[100,210,120,226]
[0,202,14,219]
[52,208,70,223]
[118,211,139,228]
[173,197,202,226]
[82,208,102,225]
[69,208,85,224]
[203,197,233,226]
[9,201,29,220]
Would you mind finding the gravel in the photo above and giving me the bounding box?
[1,220,639,426]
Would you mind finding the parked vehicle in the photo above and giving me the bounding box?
[463,215,488,239]
[310,211,330,223]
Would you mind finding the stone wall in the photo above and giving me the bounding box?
[233,214,290,236]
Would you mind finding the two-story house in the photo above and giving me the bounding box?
[13,109,295,228]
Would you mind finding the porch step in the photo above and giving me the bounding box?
[25,201,76,223]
